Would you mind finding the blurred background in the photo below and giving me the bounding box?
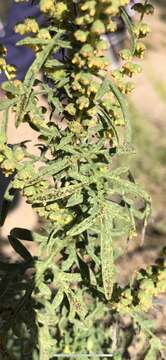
[0,0,165,270]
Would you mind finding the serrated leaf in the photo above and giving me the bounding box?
[29,158,69,184]
[17,37,49,46]
[15,33,62,127]
[101,208,115,300]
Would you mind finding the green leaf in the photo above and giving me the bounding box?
[66,192,83,207]
[0,98,16,111]
[121,7,136,54]
[29,158,69,184]
[15,33,62,127]
[144,338,163,360]
[108,78,132,145]
[67,210,99,237]
[66,289,88,320]
[52,290,64,309]
[17,37,50,46]
[95,79,110,101]
[100,207,115,300]
[98,107,119,144]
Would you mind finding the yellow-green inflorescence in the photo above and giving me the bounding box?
[0,0,161,358]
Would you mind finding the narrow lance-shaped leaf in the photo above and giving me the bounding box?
[108,78,132,145]
[121,7,136,55]
[15,32,64,127]
[66,289,88,321]
[67,210,99,237]
[95,79,110,102]
[100,208,115,300]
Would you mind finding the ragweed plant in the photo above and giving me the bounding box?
[0,1,164,359]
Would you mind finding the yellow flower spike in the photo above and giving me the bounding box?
[53,2,68,19]
[15,18,39,35]
[0,45,7,57]
[71,80,82,92]
[81,1,96,13]
[91,20,106,35]
[38,29,51,40]
[65,103,77,116]
[122,62,142,77]
[72,54,85,68]
[106,20,118,32]
[14,23,26,35]
[87,81,100,95]
[1,159,16,176]
[80,44,94,58]
[76,96,90,110]
[24,18,39,33]
[120,0,130,6]
[88,56,108,70]
[75,72,91,86]
[134,42,146,59]
[133,23,150,39]
[74,30,89,43]
[119,49,132,61]
[40,0,55,13]
[96,39,109,54]
[87,107,97,116]
[104,5,118,16]
[0,58,6,70]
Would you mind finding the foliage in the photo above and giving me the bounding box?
[0,0,165,359]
